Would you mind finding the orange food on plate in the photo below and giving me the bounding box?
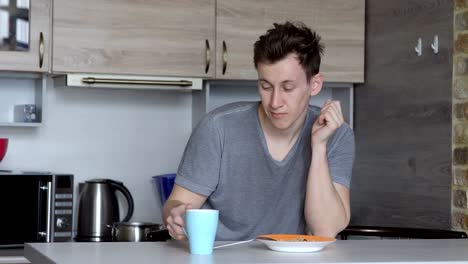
[256,234,335,242]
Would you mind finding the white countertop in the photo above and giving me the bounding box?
[25,239,468,264]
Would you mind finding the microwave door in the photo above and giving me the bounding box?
[0,175,51,247]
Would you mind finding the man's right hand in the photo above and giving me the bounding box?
[162,184,208,241]
[165,202,192,240]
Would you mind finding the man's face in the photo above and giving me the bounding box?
[257,53,321,131]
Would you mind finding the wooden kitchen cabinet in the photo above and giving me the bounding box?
[52,0,215,78]
[52,0,364,82]
[215,0,365,82]
[0,0,51,72]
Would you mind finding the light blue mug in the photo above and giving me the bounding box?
[185,209,219,254]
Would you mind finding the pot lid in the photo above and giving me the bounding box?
[113,221,161,227]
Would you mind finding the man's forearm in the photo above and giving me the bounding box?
[304,144,350,237]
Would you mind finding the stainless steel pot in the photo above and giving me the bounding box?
[110,222,163,242]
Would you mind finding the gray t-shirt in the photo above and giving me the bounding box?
[176,101,355,241]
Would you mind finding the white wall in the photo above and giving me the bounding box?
[0,77,36,122]
[0,77,193,230]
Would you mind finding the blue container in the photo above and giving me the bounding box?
[152,173,176,205]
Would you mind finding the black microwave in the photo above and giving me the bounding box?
[0,171,74,247]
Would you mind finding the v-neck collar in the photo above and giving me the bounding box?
[255,103,309,166]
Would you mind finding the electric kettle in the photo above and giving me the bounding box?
[76,179,134,242]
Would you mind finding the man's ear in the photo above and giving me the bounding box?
[309,73,323,96]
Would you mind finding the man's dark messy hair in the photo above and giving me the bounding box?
[253,21,324,82]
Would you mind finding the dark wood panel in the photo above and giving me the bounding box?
[351,0,453,229]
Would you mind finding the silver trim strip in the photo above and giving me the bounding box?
[46,182,52,243]
[54,74,203,90]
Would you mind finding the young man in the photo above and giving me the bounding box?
[163,21,355,241]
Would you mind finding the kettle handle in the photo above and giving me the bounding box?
[108,180,134,222]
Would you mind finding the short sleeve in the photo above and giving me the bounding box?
[175,114,222,196]
[326,124,355,188]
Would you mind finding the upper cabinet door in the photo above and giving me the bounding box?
[216,0,365,82]
[0,0,51,72]
[53,0,215,78]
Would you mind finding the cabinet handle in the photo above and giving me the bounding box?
[222,41,227,75]
[39,32,44,68]
[81,77,193,87]
[205,39,211,74]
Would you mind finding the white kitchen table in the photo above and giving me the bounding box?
[24,239,468,264]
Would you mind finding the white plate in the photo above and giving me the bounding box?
[256,234,336,253]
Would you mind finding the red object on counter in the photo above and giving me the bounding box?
[0,138,8,162]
